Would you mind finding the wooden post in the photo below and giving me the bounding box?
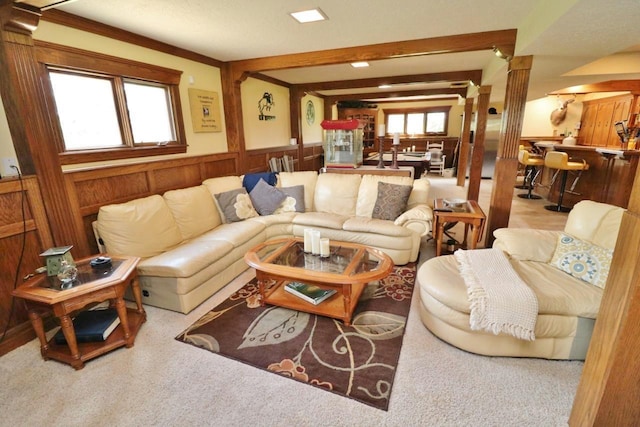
[220,63,245,171]
[484,56,532,247]
[0,4,89,256]
[467,86,491,201]
[289,86,303,170]
[456,98,474,186]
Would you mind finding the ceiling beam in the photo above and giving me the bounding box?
[230,29,517,79]
[295,70,483,91]
[549,80,640,95]
[325,87,467,102]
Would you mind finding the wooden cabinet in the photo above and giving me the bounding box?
[338,108,378,149]
[580,94,633,147]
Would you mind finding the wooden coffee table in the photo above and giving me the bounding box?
[12,255,146,370]
[244,238,393,325]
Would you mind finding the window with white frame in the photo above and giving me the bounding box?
[384,107,450,136]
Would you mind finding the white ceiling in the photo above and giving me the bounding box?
[55,0,640,103]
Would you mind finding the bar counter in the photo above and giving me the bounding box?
[532,142,639,209]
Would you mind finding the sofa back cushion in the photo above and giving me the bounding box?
[278,171,318,212]
[163,185,221,240]
[314,173,361,216]
[355,175,414,217]
[406,177,430,210]
[97,195,183,258]
[203,176,244,220]
[564,200,624,250]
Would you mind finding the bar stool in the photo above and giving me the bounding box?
[543,151,589,212]
[514,145,528,189]
[517,149,544,199]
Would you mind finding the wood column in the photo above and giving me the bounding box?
[569,174,640,426]
[484,56,532,247]
[467,86,491,201]
[0,3,89,256]
[456,98,474,186]
[289,86,303,169]
[220,63,245,172]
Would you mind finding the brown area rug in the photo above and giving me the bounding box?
[176,263,416,411]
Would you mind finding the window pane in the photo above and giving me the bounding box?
[387,114,405,134]
[124,81,175,144]
[49,72,123,150]
[406,113,424,134]
[426,112,446,133]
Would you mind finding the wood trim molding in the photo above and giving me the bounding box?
[467,85,492,201]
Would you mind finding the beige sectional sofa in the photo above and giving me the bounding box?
[417,200,624,360]
[95,171,432,314]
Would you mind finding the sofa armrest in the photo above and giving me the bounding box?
[394,204,433,237]
[492,228,560,262]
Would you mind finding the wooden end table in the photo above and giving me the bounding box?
[433,199,486,256]
[244,238,393,325]
[12,255,146,370]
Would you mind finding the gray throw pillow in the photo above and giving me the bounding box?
[372,181,412,221]
[214,188,258,222]
[249,178,287,215]
[274,185,306,213]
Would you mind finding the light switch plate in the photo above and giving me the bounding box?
[1,157,19,176]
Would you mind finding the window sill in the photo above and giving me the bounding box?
[59,145,187,165]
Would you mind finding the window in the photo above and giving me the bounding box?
[384,107,450,136]
[36,41,186,164]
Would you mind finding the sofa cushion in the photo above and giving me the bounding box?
[249,178,287,215]
[563,200,624,250]
[163,185,221,240]
[278,171,318,212]
[372,181,412,220]
[548,233,613,289]
[314,173,361,216]
[407,178,430,210]
[273,185,305,214]
[214,188,258,223]
[202,175,243,195]
[343,217,414,237]
[97,195,183,258]
[355,175,414,217]
[243,172,277,193]
[292,212,348,230]
[493,228,559,262]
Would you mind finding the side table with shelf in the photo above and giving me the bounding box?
[433,199,486,256]
[12,255,146,370]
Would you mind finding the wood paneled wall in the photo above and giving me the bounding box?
[0,176,53,356]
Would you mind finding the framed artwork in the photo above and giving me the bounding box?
[188,88,222,132]
[306,100,315,125]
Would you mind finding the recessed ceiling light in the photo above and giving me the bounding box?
[351,62,369,68]
[290,8,327,23]
[378,84,392,89]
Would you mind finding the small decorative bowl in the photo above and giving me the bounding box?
[443,198,467,208]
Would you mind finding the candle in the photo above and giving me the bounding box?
[393,133,400,145]
[304,229,312,253]
[377,124,385,137]
[290,137,297,145]
[311,230,321,255]
[320,238,330,258]
[412,145,416,152]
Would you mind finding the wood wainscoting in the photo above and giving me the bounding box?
[245,142,324,174]
[0,176,54,356]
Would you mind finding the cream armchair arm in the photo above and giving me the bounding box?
[394,204,433,237]
[492,228,561,262]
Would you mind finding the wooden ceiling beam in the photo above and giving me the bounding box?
[230,29,517,80]
[325,87,467,102]
[549,80,640,95]
[295,70,482,91]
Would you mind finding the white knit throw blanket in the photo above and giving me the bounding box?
[455,248,538,341]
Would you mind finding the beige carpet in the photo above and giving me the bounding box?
[0,177,580,426]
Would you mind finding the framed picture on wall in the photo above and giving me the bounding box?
[188,88,222,132]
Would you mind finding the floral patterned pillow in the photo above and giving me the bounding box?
[548,233,613,289]
[214,188,258,223]
[273,185,305,214]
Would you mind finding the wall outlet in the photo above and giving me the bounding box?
[1,157,19,176]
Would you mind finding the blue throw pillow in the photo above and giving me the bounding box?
[243,172,277,193]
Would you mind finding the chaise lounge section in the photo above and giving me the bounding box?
[417,200,624,360]
[94,171,433,314]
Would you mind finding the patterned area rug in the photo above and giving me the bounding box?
[176,263,416,411]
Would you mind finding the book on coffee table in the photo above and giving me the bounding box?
[284,282,336,305]
[54,308,121,344]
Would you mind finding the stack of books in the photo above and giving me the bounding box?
[54,308,121,344]
[284,282,336,305]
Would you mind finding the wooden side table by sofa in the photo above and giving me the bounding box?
[12,255,146,370]
[433,199,486,256]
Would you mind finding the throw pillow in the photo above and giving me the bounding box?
[372,181,412,221]
[249,178,287,215]
[214,188,258,223]
[242,172,277,193]
[273,185,305,214]
[548,233,613,289]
